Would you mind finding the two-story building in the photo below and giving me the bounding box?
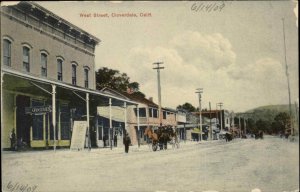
[1,2,137,150]
[98,88,178,146]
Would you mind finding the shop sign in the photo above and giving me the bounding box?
[25,106,52,114]
[70,121,87,151]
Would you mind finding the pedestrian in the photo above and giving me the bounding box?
[10,129,16,151]
[103,135,107,147]
[123,133,131,153]
[113,133,118,147]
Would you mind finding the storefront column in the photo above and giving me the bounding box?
[52,84,56,151]
[0,72,3,138]
[124,102,127,133]
[109,98,112,150]
[136,104,140,148]
[86,93,91,151]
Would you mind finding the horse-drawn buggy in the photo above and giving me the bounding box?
[144,126,180,151]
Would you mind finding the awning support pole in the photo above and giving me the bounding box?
[136,104,140,148]
[1,72,4,141]
[30,82,52,95]
[72,91,86,102]
[86,93,91,151]
[124,102,127,134]
[109,98,112,150]
[52,84,56,152]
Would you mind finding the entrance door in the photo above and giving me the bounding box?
[16,95,31,146]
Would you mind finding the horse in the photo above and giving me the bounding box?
[144,127,159,151]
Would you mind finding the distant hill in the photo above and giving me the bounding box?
[246,104,297,122]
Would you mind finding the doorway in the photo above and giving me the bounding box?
[16,95,31,147]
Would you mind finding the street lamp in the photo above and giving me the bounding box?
[196,88,203,141]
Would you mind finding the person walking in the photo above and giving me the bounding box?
[123,133,131,153]
[10,129,16,151]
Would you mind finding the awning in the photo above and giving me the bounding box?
[2,67,138,106]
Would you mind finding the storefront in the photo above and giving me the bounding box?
[1,68,137,150]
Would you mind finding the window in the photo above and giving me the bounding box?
[153,109,158,118]
[3,39,11,66]
[134,107,146,117]
[149,108,153,117]
[72,64,77,85]
[163,111,167,119]
[57,59,63,81]
[23,47,30,72]
[41,53,47,77]
[84,68,89,88]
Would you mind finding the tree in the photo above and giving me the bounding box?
[96,67,129,91]
[95,67,146,98]
[272,112,291,134]
[255,119,271,133]
[177,102,197,112]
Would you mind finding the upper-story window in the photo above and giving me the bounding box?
[71,63,77,85]
[3,39,11,66]
[41,52,48,77]
[57,58,63,81]
[163,111,167,119]
[153,109,158,118]
[23,46,30,72]
[84,67,89,88]
[149,108,153,118]
[134,107,146,117]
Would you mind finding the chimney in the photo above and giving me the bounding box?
[149,97,153,102]
[127,87,133,94]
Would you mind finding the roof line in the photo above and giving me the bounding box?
[28,2,101,43]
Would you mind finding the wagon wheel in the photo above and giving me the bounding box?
[152,143,158,151]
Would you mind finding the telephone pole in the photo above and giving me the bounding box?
[217,102,223,132]
[282,18,294,135]
[153,62,164,126]
[196,88,203,141]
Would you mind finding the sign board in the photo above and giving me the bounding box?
[25,105,52,114]
[70,121,87,151]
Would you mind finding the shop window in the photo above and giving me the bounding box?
[60,104,71,140]
[41,52,47,77]
[57,59,63,81]
[23,46,30,72]
[3,39,11,66]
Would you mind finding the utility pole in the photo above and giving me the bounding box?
[282,18,294,136]
[196,88,203,141]
[217,102,223,132]
[236,112,253,137]
[209,102,212,140]
[153,62,164,127]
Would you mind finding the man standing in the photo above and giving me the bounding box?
[123,133,131,153]
[10,129,16,151]
[113,133,118,147]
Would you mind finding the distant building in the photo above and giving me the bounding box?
[99,88,178,145]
